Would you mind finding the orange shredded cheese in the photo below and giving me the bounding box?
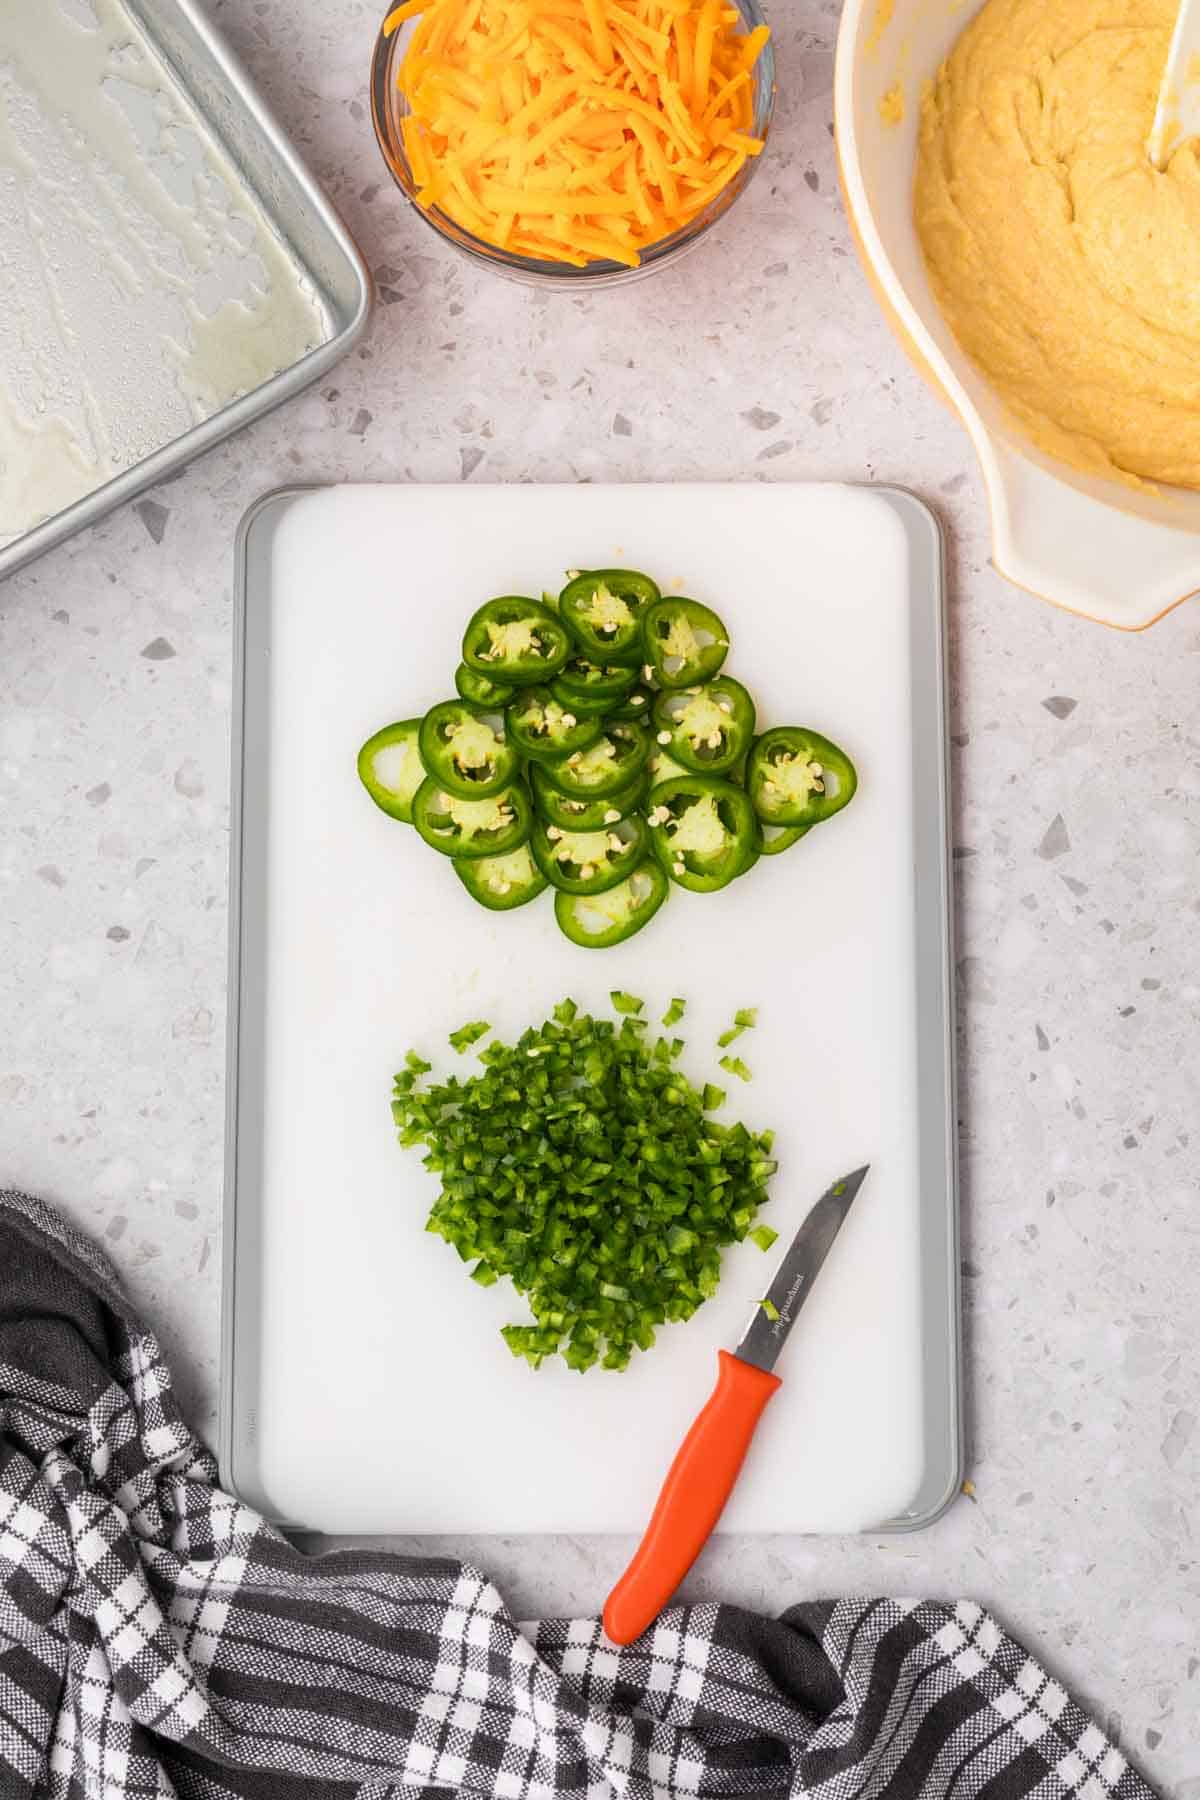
[383,0,769,266]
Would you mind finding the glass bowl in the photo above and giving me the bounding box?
[369,0,777,288]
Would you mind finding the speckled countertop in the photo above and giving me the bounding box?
[1,0,1198,1787]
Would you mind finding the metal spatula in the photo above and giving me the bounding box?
[1149,0,1200,167]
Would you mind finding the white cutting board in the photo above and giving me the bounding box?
[225,482,955,1536]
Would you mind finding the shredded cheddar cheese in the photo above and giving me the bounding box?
[383,0,769,266]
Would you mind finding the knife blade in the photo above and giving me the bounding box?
[733,1165,870,1373]
[603,1165,869,1646]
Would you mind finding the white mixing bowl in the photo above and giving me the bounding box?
[835,0,1200,630]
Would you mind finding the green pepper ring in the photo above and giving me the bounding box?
[747,728,859,827]
[542,721,651,799]
[505,687,604,763]
[641,596,730,690]
[357,719,424,823]
[646,775,758,893]
[558,568,660,667]
[651,676,756,776]
[553,860,669,947]
[462,596,571,684]
[454,662,515,708]
[757,821,810,856]
[418,701,519,800]
[550,659,640,714]
[454,844,548,910]
[530,813,648,895]
[412,775,532,859]
[530,763,649,830]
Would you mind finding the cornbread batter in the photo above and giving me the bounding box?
[915,0,1200,488]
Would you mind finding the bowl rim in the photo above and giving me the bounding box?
[369,0,778,285]
[832,0,1200,633]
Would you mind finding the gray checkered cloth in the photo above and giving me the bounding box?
[0,1188,1154,1800]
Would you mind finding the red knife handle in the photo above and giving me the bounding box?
[603,1350,782,1646]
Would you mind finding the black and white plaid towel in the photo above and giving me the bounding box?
[0,1187,1154,1800]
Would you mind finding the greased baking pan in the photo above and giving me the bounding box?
[0,0,370,581]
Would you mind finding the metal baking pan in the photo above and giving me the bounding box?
[220,482,961,1537]
[0,0,370,584]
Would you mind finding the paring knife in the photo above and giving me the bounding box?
[602,1164,870,1647]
